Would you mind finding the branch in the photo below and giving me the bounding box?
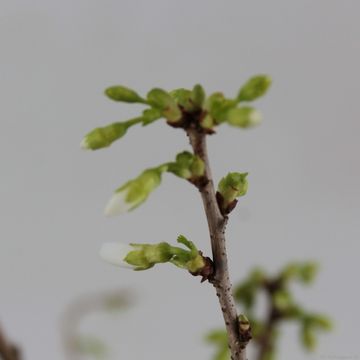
[0,324,21,360]
[187,127,251,360]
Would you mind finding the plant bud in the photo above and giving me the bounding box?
[190,84,206,109]
[147,88,182,123]
[227,107,262,128]
[104,168,163,216]
[237,75,272,102]
[105,85,146,103]
[217,172,248,214]
[168,151,205,181]
[170,88,196,112]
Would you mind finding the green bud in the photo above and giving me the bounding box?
[273,290,293,311]
[238,314,250,332]
[105,85,146,103]
[301,324,317,351]
[217,172,248,213]
[142,108,162,126]
[200,113,215,129]
[205,92,236,123]
[281,262,318,284]
[299,262,318,284]
[190,84,206,109]
[147,88,182,123]
[125,242,173,270]
[305,314,332,331]
[170,88,196,112]
[227,107,262,128]
[168,151,205,181]
[237,75,272,102]
[81,117,142,150]
[105,167,164,216]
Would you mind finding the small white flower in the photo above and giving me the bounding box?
[104,189,134,216]
[99,242,135,269]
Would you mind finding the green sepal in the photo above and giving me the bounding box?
[105,85,146,103]
[237,75,272,102]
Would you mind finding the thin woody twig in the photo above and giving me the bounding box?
[187,127,250,360]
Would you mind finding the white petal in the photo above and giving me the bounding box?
[80,137,90,150]
[104,189,133,216]
[99,242,135,269]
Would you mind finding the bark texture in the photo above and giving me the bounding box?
[188,127,250,360]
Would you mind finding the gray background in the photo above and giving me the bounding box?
[1,1,359,359]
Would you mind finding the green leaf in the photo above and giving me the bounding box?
[237,75,272,102]
[105,85,146,103]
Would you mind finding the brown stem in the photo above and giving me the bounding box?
[0,324,21,360]
[187,127,250,360]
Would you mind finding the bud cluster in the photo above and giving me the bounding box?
[80,75,272,151]
[100,235,212,278]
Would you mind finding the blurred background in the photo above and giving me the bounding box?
[1,0,359,359]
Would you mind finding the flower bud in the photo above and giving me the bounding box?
[237,75,272,102]
[104,168,163,216]
[205,92,236,124]
[168,151,205,181]
[142,108,162,126]
[227,107,262,128]
[105,85,146,103]
[190,84,206,109]
[100,236,209,275]
[81,118,142,150]
[81,122,127,150]
[217,172,248,214]
[147,88,182,123]
[238,314,250,332]
[170,88,196,112]
[100,242,172,270]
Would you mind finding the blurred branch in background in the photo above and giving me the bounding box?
[61,289,133,360]
[206,261,332,360]
[0,324,21,360]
